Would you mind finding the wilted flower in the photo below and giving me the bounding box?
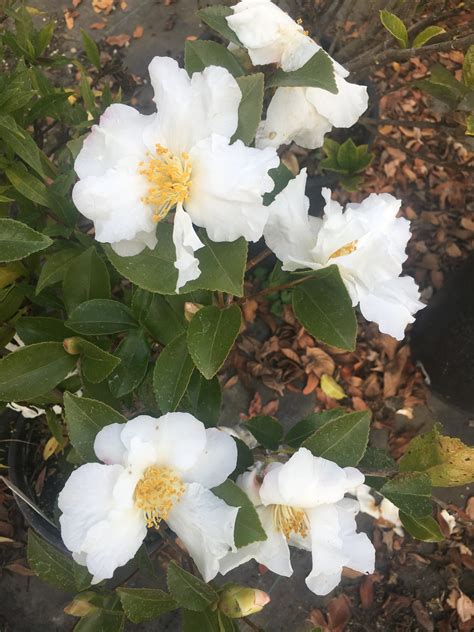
[219,448,375,596]
[59,413,238,583]
[72,57,278,291]
[264,170,424,339]
[227,0,368,149]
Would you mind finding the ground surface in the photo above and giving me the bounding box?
[0,0,473,631]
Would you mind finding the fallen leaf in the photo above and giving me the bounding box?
[328,594,351,632]
[412,599,434,631]
[89,21,106,29]
[92,0,114,14]
[360,576,374,609]
[320,374,346,400]
[457,592,474,623]
[43,436,59,461]
[106,33,131,47]
[384,345,410,398]
[133,25,144,38]
[64,9,75,30]
[6,563,35,577]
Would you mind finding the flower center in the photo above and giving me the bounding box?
[329,240,358,260]
[134,465,185,528]
[273,504,309,539]
[139,144,192,222]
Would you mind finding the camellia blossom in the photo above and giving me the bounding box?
[72,56,278,291]
[263,170,425,339]
[226,0,368,149]
[219,448,375,596]
[58,413,238,583]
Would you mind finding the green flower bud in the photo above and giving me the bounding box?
[218,584,270,618]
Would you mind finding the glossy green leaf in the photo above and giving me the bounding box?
[292,267,357,350]
[132,288,185,345]
[27,530,76,592]
[263,163,294,206]
[302,410,371,467]
[0,218,52,262]
[285,409,345,448]
[399,512,444,542]
[0,114,45,178]
[187,304,241,379]
[212,479,267,548]
[183,370,222,427]
[117,587,177,624]
[380,472,432,518]
[64,392,126,462]
[153,333,194,412]
[232,73,264,145]
[267,49,337,92]
[337,138,360,173]
[67,337,121,383]
[246,415,284,450]
[62,247,110,314]
[197,5,242,46]
[379,9,408,48]
[15,316,73,344]
[185,40,243,77]
[108,329,149,397]
[66,299,137,335]
[167,561,218,611]
[5,164,50,206]
[412,25,445,48]
[74,610,125,632]
[36,247,79,294]
[81,28,100,69]
[0,342,76,401]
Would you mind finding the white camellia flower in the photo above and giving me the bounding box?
[264,170,425,339]
[226,0,368,149]
[219,448,375,596]
[58,412,238,583]
[72,56,278,291]
[354,484,403,536]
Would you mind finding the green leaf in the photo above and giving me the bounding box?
[187,305,241,379]
[463,44,474,88]
[212,479,267,548]
[15,316,72,344]
[62,247,111,314]
[0,285,24,322]
[337,138,360,173]
[187,232,247,297]
[359,446,396,472]
[185,40,243,77]
[66,299,138,335]
[64,392,126,462]
[27,530,76,592]
[285,409,345,448]
[263,163,294,206]
[0,218,52,262]
[81,29,101,69]
[0,114,45,178]
[132,288,185,344]
[74,610,125,632]
[232,437,254,478]
[379,9,408,48]
[267,49,337,92]
[416,63,466,108]
[167,561,218,611]
[399,424,474,487]
[5,164,50,206]
[412,25,445,48]
[246,415,283,450]
[73,562,92,592]
[231,74,264,145]
[302,410,371,467]
[182,608,223,632]
[116,587,177,624]
[380,472,432,518]
[197,5,242,47]
[66,337,121,383]
[36,248,79,294]
[108,329,149,397]
[153,333,195,412]
[0,342,76,401]
[399,512,444,542]
[183,370,222,427]
[292,267,357,350]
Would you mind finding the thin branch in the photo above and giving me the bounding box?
[245,248,273,272]
[242,274,314,303]
[241,617,264,632]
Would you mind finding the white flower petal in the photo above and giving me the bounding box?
[183,427,238,488]
[147,57,241,154]
[358,276,425,340]
[186,134,278,242]
[264,169,322,270]
[236,468,263,507]
[219,506,292,577]
[305,73,368,129]
[167,483,238,582]
[80,508,147,583]
[72,167,155,248]
[173,203,204,292]
[111,231,158,257]
[75,104,153,179]
[153,413,208,473]
[119,415,158,450]
[94,423,126,465]
[256,87,332,150]
[58,463,123,553]
[260,448,361,508]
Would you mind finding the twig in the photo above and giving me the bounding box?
[242,274,314,303]
[328,0,356,55]
[245,248,273,272]
[241,617,264,632]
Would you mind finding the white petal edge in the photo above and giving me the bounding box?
[173,203,204,292]
[183,427,238,488]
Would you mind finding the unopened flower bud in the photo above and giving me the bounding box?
[63,592,98,617]
[218,584,270,618]
[63,337,81,355]
[184,301,203,322]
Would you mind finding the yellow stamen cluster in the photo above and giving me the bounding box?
[329,240,358,260]
[138,144,192,222]
[273,504,309,539]
[134,466,185,528]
